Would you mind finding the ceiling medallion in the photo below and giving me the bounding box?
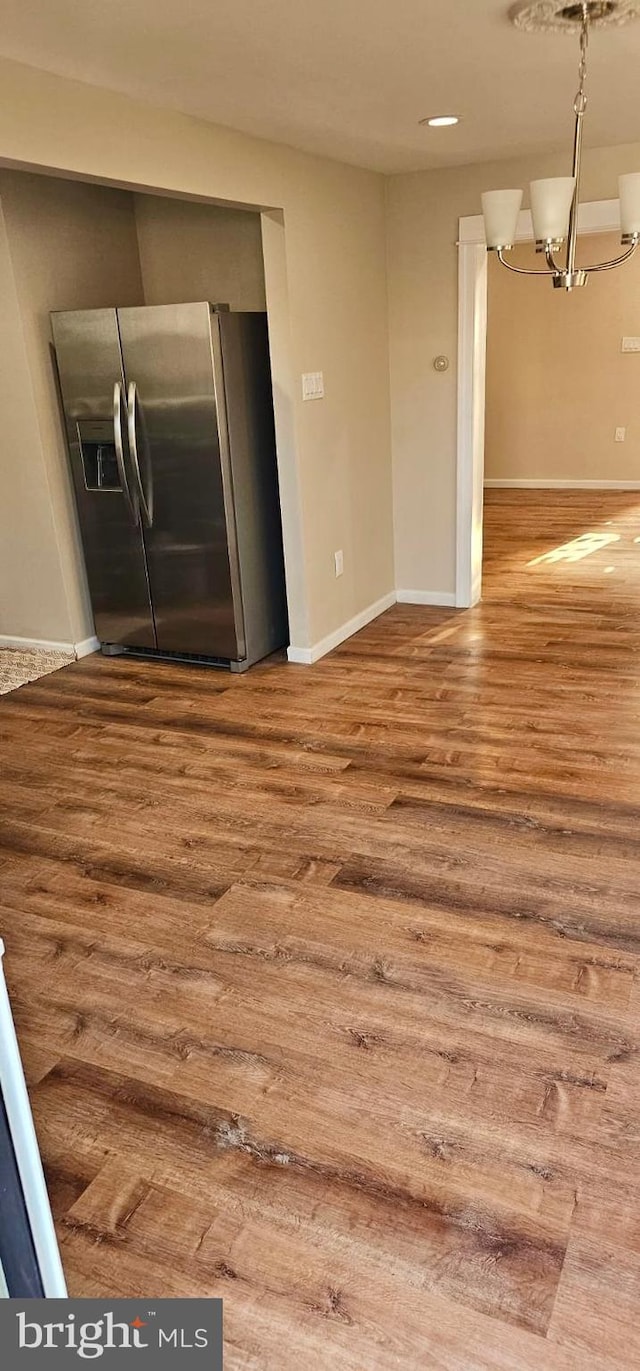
[510,0,640,32]
[481,2,640,289]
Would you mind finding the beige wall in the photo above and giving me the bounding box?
[0,56,394,651]
[0,170,144,643]
[0,202,71,641]
[387,140,640,597]
[486,232,640,483]
[134,195,266,310]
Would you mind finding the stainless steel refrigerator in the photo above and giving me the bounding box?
[51,303,288,671]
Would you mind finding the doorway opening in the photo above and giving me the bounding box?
[482,228,640,606]
[456,197,638,609]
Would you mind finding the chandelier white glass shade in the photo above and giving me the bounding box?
[481,189,524,248]
[529,177,576,244]
[481,2,640,290]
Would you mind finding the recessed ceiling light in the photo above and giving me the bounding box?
[420,115,459,128]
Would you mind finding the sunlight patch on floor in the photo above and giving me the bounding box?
[528,531,621,567]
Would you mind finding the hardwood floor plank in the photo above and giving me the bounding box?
[547,1231,640,1362]
[55,1161,623,1370]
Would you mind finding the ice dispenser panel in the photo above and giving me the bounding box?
[77,420,121,492]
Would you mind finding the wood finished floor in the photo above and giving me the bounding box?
[2,489,640,1368]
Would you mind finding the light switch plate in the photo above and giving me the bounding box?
[615,427,626,442]
[302,371,324,400]
[621,337,640,352]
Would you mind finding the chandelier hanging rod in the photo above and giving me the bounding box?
[481,1,640,290]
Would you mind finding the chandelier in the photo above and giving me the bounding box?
[481,1,640,290]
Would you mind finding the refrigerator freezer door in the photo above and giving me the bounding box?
[117,303,244,659]
[50,309,156,649]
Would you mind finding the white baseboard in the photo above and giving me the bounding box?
[0,633,99,658]
[396,590,457,606]
[287,591,396,665]
[0,634,75,653]
[75,635,100,658]
[287,647,318,665]
[484,479,640,490]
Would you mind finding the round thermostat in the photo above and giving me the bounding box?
[433,355,449,372]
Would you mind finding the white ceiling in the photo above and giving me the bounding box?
[1,0,640,174]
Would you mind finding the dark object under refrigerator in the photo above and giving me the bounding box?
[0,939,66,1298]
[0,1090,44,1296]
[51,303,288,671]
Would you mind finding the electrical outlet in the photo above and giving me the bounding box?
[622,337,640,352]
[334,549,344,577]
[615,427,626,442]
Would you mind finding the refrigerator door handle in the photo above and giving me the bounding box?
[112,380,138,525]
[127,380,153,528]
